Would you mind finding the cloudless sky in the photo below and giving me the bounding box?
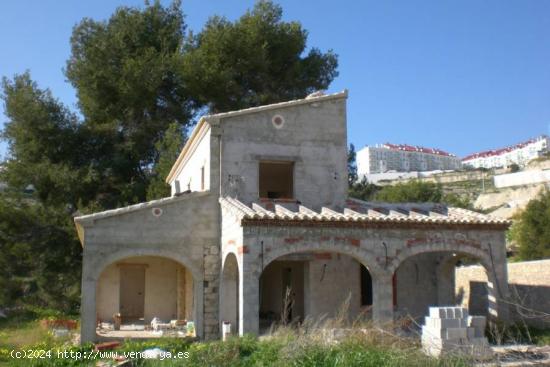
[1,0,550,160]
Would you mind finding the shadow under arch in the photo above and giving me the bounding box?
[389,244,502,321]
[88,247,204,339]
[388,243,493,275]
[258,242,381,332]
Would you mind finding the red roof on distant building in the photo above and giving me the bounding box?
[462,135,548,161]
[381,143,456,157]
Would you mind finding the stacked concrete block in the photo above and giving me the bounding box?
[422,307,492,361]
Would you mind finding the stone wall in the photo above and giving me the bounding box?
[395,252,441,319]
[456,259,550,328]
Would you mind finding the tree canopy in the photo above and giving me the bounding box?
[509,190,550,260]
[0,0,338,312]
[182,0,338,112]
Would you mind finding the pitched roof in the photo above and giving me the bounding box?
[201,90,347,122]
[219,197,510,229]
[74,191,211,224]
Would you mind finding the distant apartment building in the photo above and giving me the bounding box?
[462,135,550,169]
[356,143,462,175]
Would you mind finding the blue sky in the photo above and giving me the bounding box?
[1,0,549,159]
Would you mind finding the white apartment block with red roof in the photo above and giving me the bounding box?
[462,135,549,169]
[357,143,462,175]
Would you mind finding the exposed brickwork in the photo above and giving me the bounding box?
[313,253,332,260]
[237,245,249,254]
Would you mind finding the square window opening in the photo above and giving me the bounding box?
[259,161,294,199]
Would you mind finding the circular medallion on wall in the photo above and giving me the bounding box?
[152,207,163,217]
[271,114,285,129]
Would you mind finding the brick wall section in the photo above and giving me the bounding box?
[456,259,550,328]
[203,244,221,339]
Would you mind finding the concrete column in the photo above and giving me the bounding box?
[239,266,260,335]
[372,272,394,325]
[80,274,97,343]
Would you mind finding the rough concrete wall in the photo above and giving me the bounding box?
[171,126,211,195]
[83,193,218,252]
[396,253,438,319]
[220,204,244,261]
[96,257,184,323]
[143,258,178,322]
[219,96,348,210]
[306,254,362,320]
[456,260,550,328]
[96,263,119,322]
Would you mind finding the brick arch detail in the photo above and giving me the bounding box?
[388,243,492,275]
[262,241,385,278]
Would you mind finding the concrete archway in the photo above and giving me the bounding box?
[254,235,387,333]
[389,244,503,322]
[81,247,204,342]
[263,241,384,277]
[88,247,202,283]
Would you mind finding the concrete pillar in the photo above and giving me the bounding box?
[239,266,260,335]
[488,243,511,323]
[486,263,510,323]
[372,272,394,325]
[81,275,97,343]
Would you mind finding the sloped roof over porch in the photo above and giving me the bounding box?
[219,197,511,230]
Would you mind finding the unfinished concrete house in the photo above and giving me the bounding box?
[75,91,511,342]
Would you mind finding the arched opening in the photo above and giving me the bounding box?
[259,251,373,333]
[394,251,494,323]
[95,256,194,338]
[220,253,239,335]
